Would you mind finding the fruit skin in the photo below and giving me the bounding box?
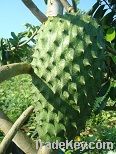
[31,11,107,142]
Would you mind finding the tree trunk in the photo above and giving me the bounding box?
[46,0,63,16]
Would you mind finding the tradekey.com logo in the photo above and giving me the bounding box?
[36,140,114,151]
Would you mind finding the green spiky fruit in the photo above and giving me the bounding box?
[31,11,107,142]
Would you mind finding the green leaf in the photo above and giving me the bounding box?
[0,49,2,66]
[0,39,2,65]
[88,1,100,15]
[65,150,72,154]
[109,87,116,101]
[93,5,105,19]
[100,8,107,18]
[98,81,110,97]
[105,28,115,42]
[11,32,18,41]
[44,0,48,4]
[108,0,116,5]
[93,81,111,113]
[101,11,115,26]
[111,55,116,63]
[9,38,17,46]
[73,0,79,2]
[72,0,80,5]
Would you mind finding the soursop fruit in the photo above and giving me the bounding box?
[31,11,107,142]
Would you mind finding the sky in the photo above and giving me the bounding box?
[0,0,96,38]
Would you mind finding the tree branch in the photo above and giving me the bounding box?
[22,0,47,23]
[59,0,74,12]
[0,107,36,154]
[0,63,33,83]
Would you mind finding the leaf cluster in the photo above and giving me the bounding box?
[0,24,39,65]
[87,0,116,113]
